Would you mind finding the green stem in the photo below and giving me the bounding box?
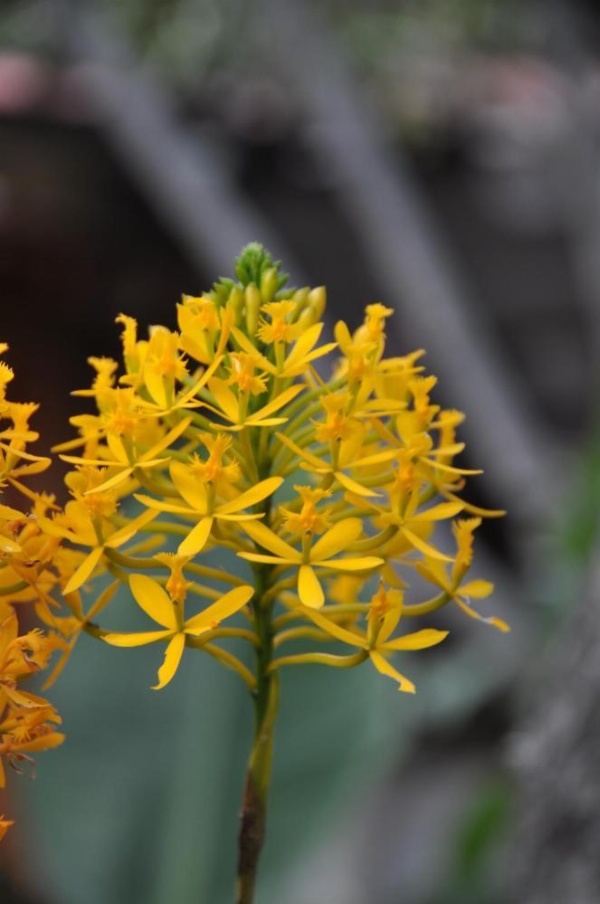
[273,626,331,647]
[270,650,367,671]
[0,581,28,596]
[349,524,398,553]
[201,643,258,691]
[402,591,451,616]
[236,565,279,904]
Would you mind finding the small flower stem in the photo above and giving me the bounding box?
[349,524,398,552]
[0,581,28,595]
[273,626,331,647]
[201,643,258,691]
[269,650,368,671]
[402,591,451,616]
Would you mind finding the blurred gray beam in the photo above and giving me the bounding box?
[263,0,560,529]
[510,538,600,904]
[60,10,305,283]
[543,16,600,399]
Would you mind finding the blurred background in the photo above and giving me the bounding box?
[2,0,600,902]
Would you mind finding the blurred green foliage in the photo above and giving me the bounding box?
[562,429,600,566]
[439,776,511,904]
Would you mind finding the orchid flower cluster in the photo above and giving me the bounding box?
[0,347,66,840]
[0,245,506,901]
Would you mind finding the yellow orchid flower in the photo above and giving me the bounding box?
[414,518,510,632]
[374,350,426,400]
[177,295,231,365]
[275,430,395,497]
[0,705,64,788]
[0,440,50,484]
[239,518,383,608]
[0,612,65,791]
[139,326,188,408]
[59,416,193,494]
[102,573,254,688]
[136,467,283,557]
[231,321,337,378]
[133,355,222,417]
[279,486,332,537]
[39,502,157,595]
[41,581,121,688]
[257,301,302,343]
[203,377,304,430]
[353,480,465,562]
[292,585,448,692]
[184,433,241,493]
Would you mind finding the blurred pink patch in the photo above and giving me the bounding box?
[0,53,49,112]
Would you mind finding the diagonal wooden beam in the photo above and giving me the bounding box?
[60,9,306,283]
[263,0,561,529]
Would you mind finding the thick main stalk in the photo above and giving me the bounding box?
[236,565,279,904]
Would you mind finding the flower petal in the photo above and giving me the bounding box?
[285,321,323,365]
[103,628,172,647]
[230,326,272,371]
[301,607,364,648]
[153,633,186,689]
[426,460,482,476]
[207,377,240,422]
[323,556,383,572]
[242,520,299,559]
[401,527,453,562]
[63,546,104,595]
[218,476,282,515]
[178,517,213,557]
[298,565,324,608]
[238,552,296,566]
[129,574,177,629]
[134,493,193,515]
[454,596,510,632]
[170,462,208,512]
[311,518,363,561]
[369,651,416,693]
[413,501,464,521]
[385,627,448,651]
[275,431,324,469]
[185,585,254,634]
[377,606,403,644]
[335,471,381,498]
[415,559,449,590]
[459,579,494,598]
[13,731,65,753]
[146,417,193,457]
[144,370,168,408]
[249,384,303,420]
[107,508,158,547]
[106,432,128,464]
[86,467,135,494]
[0,503,27,519]
[443,490,506,518]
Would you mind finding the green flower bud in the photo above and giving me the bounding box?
[245,284,262,337]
